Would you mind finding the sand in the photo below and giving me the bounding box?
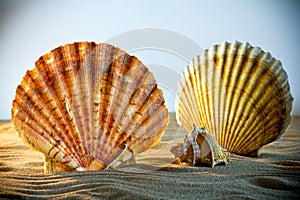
[0,113,299,199]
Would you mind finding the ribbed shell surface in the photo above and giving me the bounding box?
[11,42,169,171]
[175,41,293,156]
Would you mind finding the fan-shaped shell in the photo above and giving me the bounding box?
[11,42,169,173]
[175,41,293,156]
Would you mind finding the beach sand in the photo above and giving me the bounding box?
[0,113,299,199]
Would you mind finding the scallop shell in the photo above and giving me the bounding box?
[170,125,229,167]
[175,41,293,156]
[11,42,169,174]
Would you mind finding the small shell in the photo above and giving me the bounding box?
[175,41,293,156]
[11,42,169,174]
[171,125,229,167]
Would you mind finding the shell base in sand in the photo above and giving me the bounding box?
[44,149,136,174]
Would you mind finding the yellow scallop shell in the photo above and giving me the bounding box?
[175,41,293,156]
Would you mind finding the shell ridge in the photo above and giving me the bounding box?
[71,43,92,153]
[188,60,203,128]
[91,45,126,166]
[15,66,84,167]
[86,43,98,159]
[13,115,81,169]
[187,59,203,128]
[225,45,261,150]
[207,49,226,142]
[177,65,198,132]
[91,43,106,161]
[222,42,240,149]
[269,59,293,137]
[98,55,142,164]
[58,43,91,163]
[175,41,293,156]
[215,42,228,145]
[12,42,169,172]
[231,50,284,151]
[100,46,125,134]
[207,47,218,138]
[122,89,167,152]
[224,45,273,152]
[194,56,209,130]
[108,56,147,143]
[95,56,121,162]
[129,91,168,150]
[87,43,127,166]
[81,42,97,149]
[201,52,214,133]
[49,44,95,167]
[132,108,169,152]
[176,79,193,132]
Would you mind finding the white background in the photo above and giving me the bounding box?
[0,0,299,120]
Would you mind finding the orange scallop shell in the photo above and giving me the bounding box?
[11,42,169,173]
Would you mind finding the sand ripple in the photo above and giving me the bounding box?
[1,117,300,199]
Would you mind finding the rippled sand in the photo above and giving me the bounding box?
[1,114,299,199]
